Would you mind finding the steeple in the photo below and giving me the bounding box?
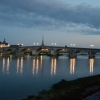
[3,38,6,43]
[41,36,44,46]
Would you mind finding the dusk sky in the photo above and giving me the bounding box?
[0,0,100,48]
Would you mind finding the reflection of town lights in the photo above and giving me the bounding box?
[51,58,57,75]
[16,57,23,74]
[17,58,19,74]
[2,58,5,73]
[70,58,75,74]
[32,59,35,75]
[90,58,94,74]
[7,57,10,74]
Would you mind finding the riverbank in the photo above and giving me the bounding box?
[23,74,100,100]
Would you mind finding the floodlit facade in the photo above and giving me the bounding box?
[0,38,10,47]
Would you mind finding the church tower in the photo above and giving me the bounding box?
[41,36,44,47]
[3,38,6,44]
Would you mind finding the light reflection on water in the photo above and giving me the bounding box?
[70,58,75,74]
[89,58,94,74]
[1,56,96,75]
[16,57,23,74]
[2,57,10,74]
[1,55,100,100]
[32,56,43,75]
[51,58,57,75]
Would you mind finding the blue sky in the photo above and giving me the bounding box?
[0,0,100,48]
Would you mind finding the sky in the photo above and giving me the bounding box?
[0,0,100,48]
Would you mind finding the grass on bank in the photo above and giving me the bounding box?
[23,74,100,100]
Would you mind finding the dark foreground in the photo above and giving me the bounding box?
[23,74,100,100]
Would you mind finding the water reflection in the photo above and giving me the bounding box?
[1,56,95,76]
[16,57,23,74]
[70,58,76,74]
[51,58,57,75]
[39,56,42,68]
[6,57,10,74]
[2,58,5,73]
[9,55,12,62]
[2,57,10,74]
[32,56,43,75]
[89,58,94,74]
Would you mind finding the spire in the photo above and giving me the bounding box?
[42,36,44,46]
[3,38,6,43]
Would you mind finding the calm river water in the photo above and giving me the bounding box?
[1,55,100,100]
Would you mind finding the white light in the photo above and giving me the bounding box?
[55,43,56,45]
[71,44,75,46]
[22,44,23,46]
[18,44,19,45]
[52,43,53,45]
[90,45,94,47]
[37,43,39,45]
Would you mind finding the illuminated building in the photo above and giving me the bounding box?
[0,38,10,47]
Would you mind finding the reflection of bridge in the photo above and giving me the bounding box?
[0,38,100,58]
[1,56,94,75]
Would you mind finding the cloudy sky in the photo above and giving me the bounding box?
[0,0,100,48]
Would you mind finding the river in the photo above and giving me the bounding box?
[0,55,100,100]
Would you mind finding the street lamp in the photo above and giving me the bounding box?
[71,44,75,46]
[52,43,57,46]
[90,45,94,47]
[37,43,39,45]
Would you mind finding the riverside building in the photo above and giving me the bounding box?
[0,38,10,47]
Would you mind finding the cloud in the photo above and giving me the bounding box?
[0,0,100,34]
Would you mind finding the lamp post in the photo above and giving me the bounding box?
[33,43,36,45]
[52,43,57,46]
[37,43,39,45]
[21,44,23,46]
[90,45,94,48]
[71,44,75,47]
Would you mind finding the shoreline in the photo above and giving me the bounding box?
[23,74,100,100]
